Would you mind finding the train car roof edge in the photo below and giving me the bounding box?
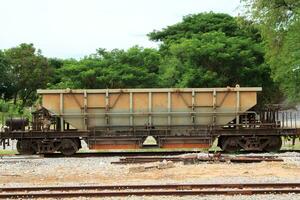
[37,87,262,94]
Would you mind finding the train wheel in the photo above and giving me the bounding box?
[221,137,241,153]
[264,136,282,152]
[60,139,78,156]
[16,140,36,155]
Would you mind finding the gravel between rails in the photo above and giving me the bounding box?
[0,152,300,195]
[0,151,299,200]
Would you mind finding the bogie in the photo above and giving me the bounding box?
[16,138,81,156]
[218,135,283,153]
[16,140,37,155]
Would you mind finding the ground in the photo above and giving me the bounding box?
[1,154,300,186]
[0,139,300,199]
[0,152,300,199]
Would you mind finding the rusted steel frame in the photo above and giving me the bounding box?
[176,89,230,109]
[91,126,211,132]
[91,126,210,131]
[168,92,171,126]
[83,90,88,129]
[0,131,89,139]
[130,92,133,126]
[174,91,196,126]
[92,132,211,138]
[90,137,141,141]
[191,89,195,126]
[105,89,110,128]
[212,89,217,125]
[211,128,285,136]
[58,111,258,116]
[148,92,152,125]
[236,88,240,125]
[59,93,64,131]
[90,131,212,139]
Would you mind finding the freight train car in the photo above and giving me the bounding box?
[0,85,299,155]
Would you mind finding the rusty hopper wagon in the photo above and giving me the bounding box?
[0,85,299,155]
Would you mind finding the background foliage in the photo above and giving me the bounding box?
[1,6,299,114]
[242,0,300,103]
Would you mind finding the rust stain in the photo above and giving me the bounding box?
[161,143,210,148]
[89,144,140,149]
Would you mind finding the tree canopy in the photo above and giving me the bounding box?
[1,43,52,107]
[243,0,300,102]
[50,46,160,89]
[149,12,279,104]
[1,10,296,112]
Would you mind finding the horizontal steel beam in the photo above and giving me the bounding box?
[37,87,262,94]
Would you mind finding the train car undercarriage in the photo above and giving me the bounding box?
[1,124,299,156]
[1,105,299,156]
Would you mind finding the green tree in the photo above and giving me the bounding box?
[149,13,279,104]
[242,0,300,102]
[0,51,11,99]
[3,43,52,107]
[51,46,160,89]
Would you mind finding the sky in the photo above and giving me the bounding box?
[0,0,241,59]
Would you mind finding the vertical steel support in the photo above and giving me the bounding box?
[60,93,64,132]
[290,112,292,128]
[130,92,133,126]
[212,89,217,125]
[105,89,110,128]
[236,86,240,125]
[282,112,285,128]
[148,92,152,125]
[295,113,297,128]
[168,92,171,126]
[191,89,195,125]
[83,90,88,130]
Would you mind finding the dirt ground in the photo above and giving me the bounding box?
[1,156,299,186]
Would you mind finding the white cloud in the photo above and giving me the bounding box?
[0,0,240,58]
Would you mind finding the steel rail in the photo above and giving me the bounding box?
[1,189,300,198]
[111,155,284,164]
[0,183,299,198]
[2,182,300,191]
[1,149,300,158]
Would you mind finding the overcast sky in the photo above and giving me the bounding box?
[0,0,241,59]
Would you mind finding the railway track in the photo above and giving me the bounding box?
[0,183,299,198]
[51,149,300,157]
[112,155,284,164]
[1,149,299,159]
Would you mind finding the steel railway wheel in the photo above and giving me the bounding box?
[16,140,36,155]
[220,137,241,153]
[264,136,282,152]
[59,139,78,156]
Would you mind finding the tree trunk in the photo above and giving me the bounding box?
[13,93,17,105]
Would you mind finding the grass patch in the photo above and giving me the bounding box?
[0,149,18,155]
[281,138,300,150]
